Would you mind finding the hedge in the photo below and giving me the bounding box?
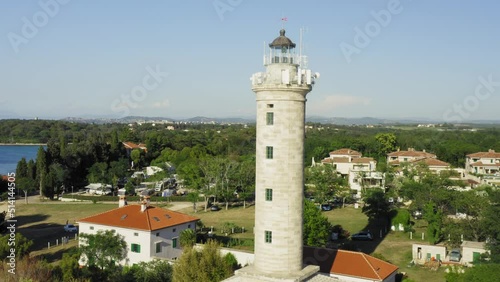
[61,194,202,202]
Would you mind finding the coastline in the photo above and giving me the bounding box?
[0,143,47,146]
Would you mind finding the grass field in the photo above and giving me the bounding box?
[11,202,446,281]
[181,204,446,282]
[14,202,118,259]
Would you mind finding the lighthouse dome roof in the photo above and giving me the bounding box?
[269,29,296,48]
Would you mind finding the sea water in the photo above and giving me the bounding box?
[0,145,42,176]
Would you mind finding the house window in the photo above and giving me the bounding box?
[265,231,272,243]
[266,112,274,125]
[173,228,176,233]
[172,238,178,248]
[267,104,274,108]
[134,232,138,236]
[156,232,160,237]
[131,243,141,253]
[90,226,94,230]
[265,188,273,201]
[155,242,161,253]
[266,146,273,159]
[188,224,191,228]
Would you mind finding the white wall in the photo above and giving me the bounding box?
[78,222,195,265]
[412,244,446,264]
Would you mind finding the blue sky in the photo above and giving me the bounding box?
[1,0,499,121]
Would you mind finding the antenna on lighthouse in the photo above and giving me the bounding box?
[299,27,308,68]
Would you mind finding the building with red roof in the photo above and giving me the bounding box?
[77,197,198,265]
[303,247,399,282]
[465,149,500,175]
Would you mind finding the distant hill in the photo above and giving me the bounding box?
[53,115,500,125]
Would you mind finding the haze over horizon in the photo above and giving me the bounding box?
[1,1,499,122]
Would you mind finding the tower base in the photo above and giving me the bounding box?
[223,264,322,282]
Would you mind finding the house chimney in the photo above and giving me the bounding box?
[423,149,426,153]
[119,195,127,207]
[489,149,494,153]
[140,196,151,212]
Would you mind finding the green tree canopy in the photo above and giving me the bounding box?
[79,230,127,271]
[173,240,233,282]
[303,200,332,247]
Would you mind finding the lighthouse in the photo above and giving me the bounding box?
[228,29,319,281]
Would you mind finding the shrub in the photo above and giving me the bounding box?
[391,209,411,230]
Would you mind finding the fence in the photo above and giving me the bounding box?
[47,233,78,249]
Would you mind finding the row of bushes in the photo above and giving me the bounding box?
[61,194,202,202]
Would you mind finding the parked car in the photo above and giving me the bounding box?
[320,204,332,211]
[351,231,373,241]
[64,224,78,232]
[412,209,423,219]
[449,249,461,262]
[210,205,221,211]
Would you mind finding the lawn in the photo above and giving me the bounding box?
[14,202,117,259]
[182,204,446,281]
[11,201,447,281]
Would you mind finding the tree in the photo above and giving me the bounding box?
[36,146,48,197]
[179,228,196,249]
[303,200,331,247]
[375,133,397,155]
[0,233,33,259]
[187,191,200,213]
[362,189,392,221]
[79,230,127,271]
[306,164,347,205]
[424,202,443,245]
[481,188,500,263]
[130,148,142,169]
[173,240,233,282]
[130,259,173,282]
[445,263,500,282]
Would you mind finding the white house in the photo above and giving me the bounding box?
[409,158,451,173]
[77,196,199,266]
[319,148,382,198]
[349,170,385,198]
[461,241,489,266]
[412,243,447,264]
[465,149,500,175]
[387,148,437,165]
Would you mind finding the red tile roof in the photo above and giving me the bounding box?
[466,150,500,158]
[331,157,350,163]
[122,142,147,152]
[352,157,375,164]
[410,158,450,167]
[470,161,500,167]
[387,148,436,158]
[303,247,398,281]
[78,204,199,231]
[329,148,362,157]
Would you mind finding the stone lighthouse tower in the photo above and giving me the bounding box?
[231,29,319,281]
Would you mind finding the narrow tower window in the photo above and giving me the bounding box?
[266,112,274,125]
[267,104,274,108]
[265,188,273,201]
[266,146,273,159]
[265,231,272,243]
